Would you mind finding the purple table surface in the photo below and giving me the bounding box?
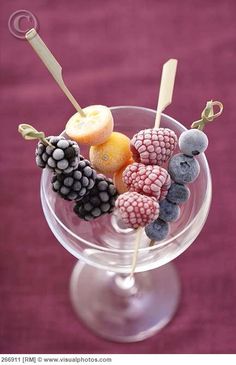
[1,0,236,354]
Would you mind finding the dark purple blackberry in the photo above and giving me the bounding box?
[51,156,97,201]
[35,136,80,174]
[74,174,118,221]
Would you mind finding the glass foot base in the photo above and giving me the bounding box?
[70,262,181,342]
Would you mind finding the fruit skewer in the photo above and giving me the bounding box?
[129,59,178,275]
[128,98,223,275]
[20,28,119,223]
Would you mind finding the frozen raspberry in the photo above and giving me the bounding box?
[123,162,171,200]
[115,192,159,229]
[130,128,177,166]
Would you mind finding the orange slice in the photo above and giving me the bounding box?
[65,105,113,145]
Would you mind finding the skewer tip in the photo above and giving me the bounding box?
[25,28,37,40]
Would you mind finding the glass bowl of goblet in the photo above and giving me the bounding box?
[40,106,212,342]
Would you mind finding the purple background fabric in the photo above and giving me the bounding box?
[1,0,236,354]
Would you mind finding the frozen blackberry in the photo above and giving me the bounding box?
[74,174,118,221]
[51,156,97,201]
[36,136,80,174]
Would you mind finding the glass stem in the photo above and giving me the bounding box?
[112,273,138,296]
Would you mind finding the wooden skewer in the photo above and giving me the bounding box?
[129,227,143,277]
[154,59,178,129]
[25,28,85,117]
[130,59,178,275]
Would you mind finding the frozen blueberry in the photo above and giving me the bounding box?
[159,199,180,222]
[166,183,190,204]
[179,129,208,156]
[145,218,169,241]
[168,153,200,184]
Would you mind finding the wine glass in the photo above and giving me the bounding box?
[40,106,212,342]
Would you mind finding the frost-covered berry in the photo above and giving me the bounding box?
[130,128,177,166]
[123,162,171,200]
[168,153,200,184]
[51,156,97,201]
[74,174,118,221]
[36,136,80,174]
[116,192,159,229]
[166,183,190,204]
[145,218,169,241]
[159,199,180,222]
[179,129,208,156]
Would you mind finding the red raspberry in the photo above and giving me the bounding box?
[131,128,177,166]
[116,192,159,229]
[123,162,171,200]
